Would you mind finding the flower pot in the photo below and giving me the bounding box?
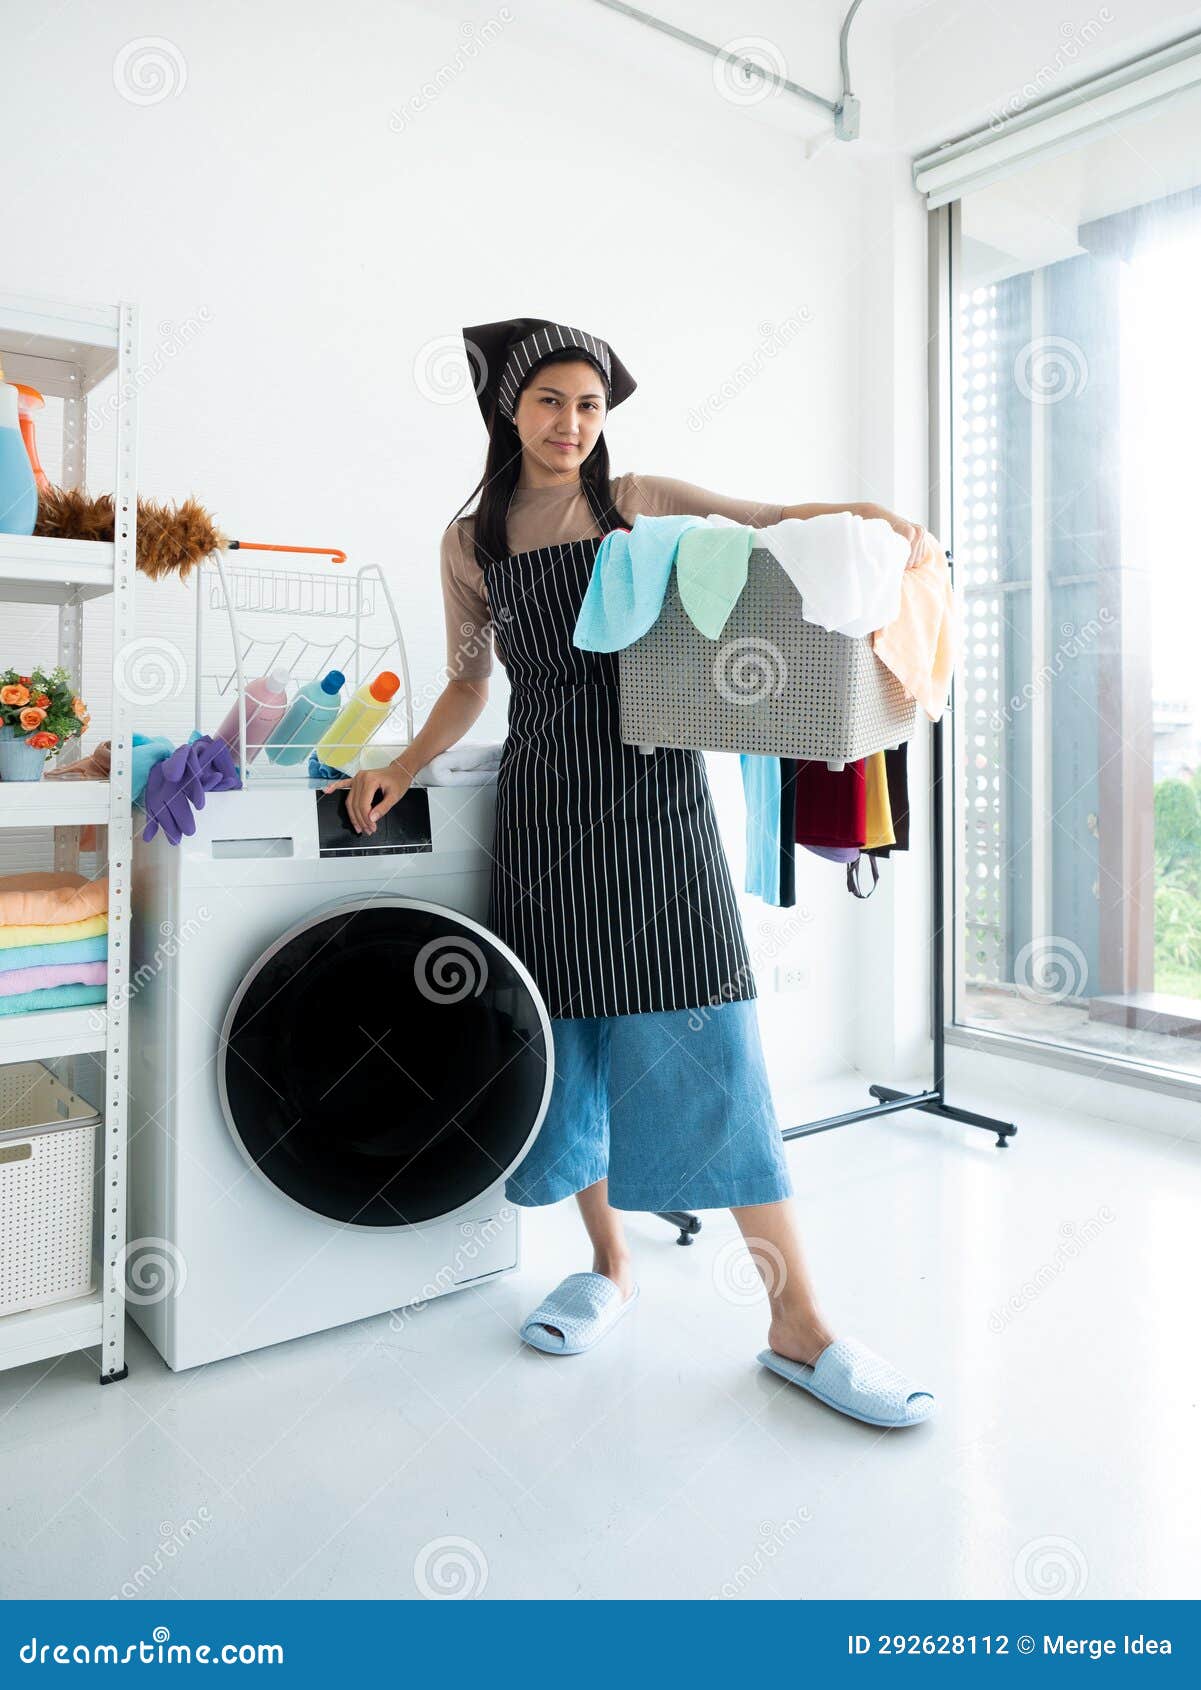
[0,725,48,781]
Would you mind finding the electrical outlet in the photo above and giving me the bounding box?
[773,963,810,993]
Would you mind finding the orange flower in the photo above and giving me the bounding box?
[71,696,88,720]
[33,693,50,707]
[27,731,58,750]
[1,684,30,706]
[18,707,46,730]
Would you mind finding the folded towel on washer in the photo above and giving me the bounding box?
[0,960,107,997]
[0,911,109,951]
[413,741,504,786]
[0,871,108,928]
[0,935,107,972]
[0,981,107,1016]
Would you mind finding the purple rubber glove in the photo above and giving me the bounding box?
[141,744,202,845]
[188,733,241,793]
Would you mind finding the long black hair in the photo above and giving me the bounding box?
[449,348,631,571]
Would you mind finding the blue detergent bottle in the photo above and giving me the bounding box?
[0,362,37,537]
[265,669,346,765]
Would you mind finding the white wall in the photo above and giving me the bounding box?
[8,0,1195,1115]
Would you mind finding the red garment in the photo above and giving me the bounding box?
[794,758,867,848]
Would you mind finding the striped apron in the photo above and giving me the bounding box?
[482,535,757,1020]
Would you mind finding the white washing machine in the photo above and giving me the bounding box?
[127,778,553,1372]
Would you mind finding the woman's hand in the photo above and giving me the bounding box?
[849,502,926,568]
[322,763,413,834]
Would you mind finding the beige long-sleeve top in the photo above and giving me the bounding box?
[439,471,786,681]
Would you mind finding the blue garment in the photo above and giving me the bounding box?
[740,753,781,905]
[0,935,107,972]
[131,733,176,807]
[506,998,793,1211]
[572,514,704,653]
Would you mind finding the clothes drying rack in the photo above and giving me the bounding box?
[651,553,1019,1247]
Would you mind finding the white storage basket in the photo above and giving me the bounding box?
[0,1063,98,1319]
[619,547,917,765]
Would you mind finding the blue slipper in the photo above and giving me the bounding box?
[758,1337,935,1428]
[520,1272,640,1355]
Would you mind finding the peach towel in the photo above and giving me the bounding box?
[871,530,960,722]
[0,872,109,929]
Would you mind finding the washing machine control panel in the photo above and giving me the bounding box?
[316,786,433,858]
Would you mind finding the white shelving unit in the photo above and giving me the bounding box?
[0,289,137,1383]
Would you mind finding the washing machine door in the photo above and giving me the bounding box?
[218,899,552,1228]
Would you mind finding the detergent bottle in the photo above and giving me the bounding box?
[315,671,401,770]
[0,358,37,537]
[214,670,292,766]
[265,668,346,766]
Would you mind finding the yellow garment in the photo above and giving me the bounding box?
[0,870,108,927]
[0,912,108,950]
[872,530,959,722]
[864,752,895,849]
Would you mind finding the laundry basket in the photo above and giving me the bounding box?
[0,1063,98,1318]
[619,547,917,766]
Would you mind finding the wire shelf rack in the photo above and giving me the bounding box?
[194,551,414,783]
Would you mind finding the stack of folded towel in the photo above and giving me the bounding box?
[0,871,109,1017]
[412,742,502,787]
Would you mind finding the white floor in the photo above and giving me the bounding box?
[2,1072,1199,1602]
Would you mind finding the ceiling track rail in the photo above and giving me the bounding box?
[589,0,865,140]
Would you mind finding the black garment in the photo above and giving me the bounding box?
[482,536,756,1019]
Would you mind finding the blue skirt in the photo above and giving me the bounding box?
[505,998,793,1212]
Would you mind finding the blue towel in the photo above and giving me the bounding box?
[0,935,108,973]
[573,514,705,653]
[740,753,782,905]
[0,981,107,1017]
[130,732,177,808]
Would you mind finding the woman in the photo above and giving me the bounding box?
[327,317,934,1429]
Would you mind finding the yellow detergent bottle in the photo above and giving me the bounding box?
[314,671,401,771]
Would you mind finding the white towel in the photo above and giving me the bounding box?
[706,511,909,638]
[413,741,503,786]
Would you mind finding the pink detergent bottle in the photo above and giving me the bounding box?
[214,670,292,766]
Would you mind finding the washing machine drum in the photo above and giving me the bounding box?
[218,900,551,1228]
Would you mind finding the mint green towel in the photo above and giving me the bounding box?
[675,524,753,638]
[0,981,107,1017]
